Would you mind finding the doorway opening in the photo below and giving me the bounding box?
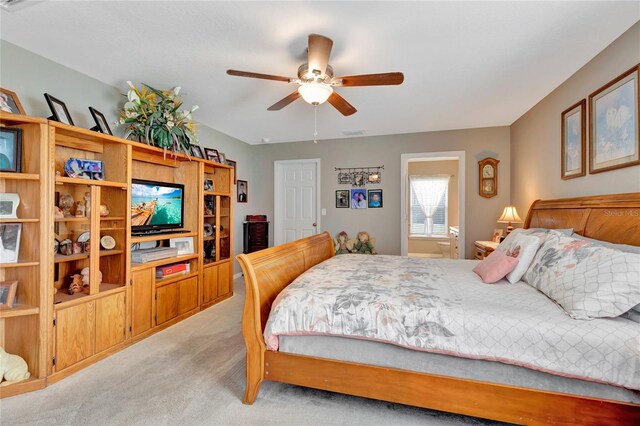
[400,151,465,259]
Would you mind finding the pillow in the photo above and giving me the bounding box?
[570,234,640,254]
[472,250,519,284]
[523,233,640,319]
[496,231,541,283]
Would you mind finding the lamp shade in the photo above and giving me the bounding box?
[497,206,523,223]
[298,83,333,105]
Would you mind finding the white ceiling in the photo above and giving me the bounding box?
[1,1,639,144]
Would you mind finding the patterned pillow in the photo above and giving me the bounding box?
[496,230,541,283]
[524,234,640,319]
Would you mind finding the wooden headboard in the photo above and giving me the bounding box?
[524,193,640,246]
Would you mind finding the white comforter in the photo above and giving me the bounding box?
[264,255,640,390]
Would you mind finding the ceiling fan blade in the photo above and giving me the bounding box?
[307,34,333,77]
[227,69,292,83]
[334,72,404,87]
[327,92,357,116]
[267,91,302,111]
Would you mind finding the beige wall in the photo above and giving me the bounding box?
[407,160,458,254]
[252,127,510,258]
[0,40,255,274]
[511,22,640,216]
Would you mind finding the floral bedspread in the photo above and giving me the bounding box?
[264,255,640,390]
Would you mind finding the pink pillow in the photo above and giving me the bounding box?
[472,250,519,284]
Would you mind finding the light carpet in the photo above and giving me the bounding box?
[1,279,503,426]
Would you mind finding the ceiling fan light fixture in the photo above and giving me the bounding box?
[298,83,333,105]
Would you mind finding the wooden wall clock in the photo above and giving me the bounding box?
[478,157,499,198]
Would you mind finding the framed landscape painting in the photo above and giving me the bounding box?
[588,65,639,174]
[561,99,586,179]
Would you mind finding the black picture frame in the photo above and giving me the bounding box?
[44,93,75,126]
[237,180,248,203]
[88,106,113,135]
[368,189,383,208]
[204,148,219,162]
[336,190,350,208]
[190,145,204,159]
[0,127,22,173]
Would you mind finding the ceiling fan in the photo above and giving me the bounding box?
[227,34,404,116]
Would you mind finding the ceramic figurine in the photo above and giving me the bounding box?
[80,267,102,287]
[68,274,83,294]
[54,206,64,219]
[59,193,74,217]
[99,204,109,217]
[84,192,91,217]
[0,347,30,384]
[75,201,85,217]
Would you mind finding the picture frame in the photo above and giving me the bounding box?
[561,99,586,180]
[367,189,383,208]
[64,158,104,180]
[0,88,26,115]
[338,172,351,184]
[44,93,75,126]
[0,127,22,173]
[217,152,227,164]
[350,188,367,209]
[190,145,205,159]
[204,148,220,162]
[0,223,22,263]
[204,179,214,192]
[169,236,194,255]
[88,106,113,135]
[588,64,639,174]
[335,190,350,208]
[0,193,20,219]
[354,173,365,187]
[492,228,504,243]
[226,159,237,183]
[0,281,18,309]
[237,180,248,203]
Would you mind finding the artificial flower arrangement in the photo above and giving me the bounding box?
[116,81,198,155]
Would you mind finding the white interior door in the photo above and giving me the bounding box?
[274,160,320,245]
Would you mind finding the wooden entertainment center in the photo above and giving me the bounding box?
[0,111,234,397]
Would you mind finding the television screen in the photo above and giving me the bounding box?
[131,179,184,231]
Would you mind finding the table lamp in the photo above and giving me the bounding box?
[498,206,523,234]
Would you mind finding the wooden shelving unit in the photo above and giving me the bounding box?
[0,112,235,396]
[0,112,49,397]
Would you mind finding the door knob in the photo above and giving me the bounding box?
[313,223,317,227]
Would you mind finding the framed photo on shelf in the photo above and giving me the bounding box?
[204,179,214,192]
[237,180,248,203]
[0,127,22,173]
[0,193,20,219]
[561,99,586,179]
[88,107,113,135]
[589,65,639,174]
[350,188,367,209]
[367,189,383,208]
[44,93,75,125]
[204,148,220,162]
[190,145,204,159]
[169,236,194,255]
[217,152,227,164]
[226,159,237,183]
[0,88,26,115]
[492,228,504,243]
[0,280,18,308]
[0,223,22,263]
[336,190,350,208]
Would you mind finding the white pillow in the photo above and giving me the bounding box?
[496,230,540,283]
[524,233,640,319]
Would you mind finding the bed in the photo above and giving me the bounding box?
[236,193,640,424]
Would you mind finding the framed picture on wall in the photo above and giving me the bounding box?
[561,99,586,179]
[588,65,639,174]
[237,180,248,203]
[336,190,349,208]
[367,189,383,208]
[350,188,367,209]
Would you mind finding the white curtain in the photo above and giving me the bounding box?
[409,175,450,235]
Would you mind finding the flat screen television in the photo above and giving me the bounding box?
[131,179,184,234]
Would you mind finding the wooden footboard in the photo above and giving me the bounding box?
[235,221,640,424]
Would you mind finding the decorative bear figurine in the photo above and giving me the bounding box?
[0,347,30,384]
[334,231,353,255]
[352,231,377,255]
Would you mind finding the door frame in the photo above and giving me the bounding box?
[400,151,465,258]
[274,159,322,246]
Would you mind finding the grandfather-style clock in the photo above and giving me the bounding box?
[478,157,499,198]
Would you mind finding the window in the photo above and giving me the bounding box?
[409,175,450,237]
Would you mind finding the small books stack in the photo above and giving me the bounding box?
[156,262,190,279]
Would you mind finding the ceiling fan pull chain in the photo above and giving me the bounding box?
[314,105,318,144]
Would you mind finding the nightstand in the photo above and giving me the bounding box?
[474,241,499,260]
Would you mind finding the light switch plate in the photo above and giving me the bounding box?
[321,208,327,216]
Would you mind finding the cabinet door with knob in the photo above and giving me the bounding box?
[95,292,126,353]
[131,269,153,337]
